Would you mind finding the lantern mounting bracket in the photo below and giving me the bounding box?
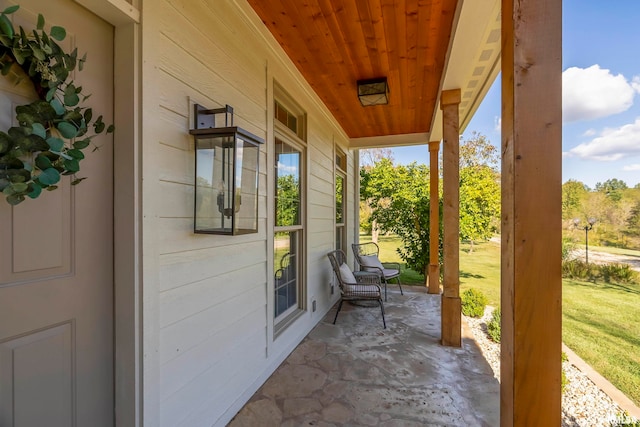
[193,104,234,130]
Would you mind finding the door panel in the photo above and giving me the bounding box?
[0,323,74,427]
[0,0,114,425]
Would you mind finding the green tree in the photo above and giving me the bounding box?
[360,133,501,277]
[364,161,441,279]
[459,131,499,169]
[562,179,589,219]
[459,165,500,250]
[595,178,628,202]
[360,157,396,243]
[625,201,640,237]
[276,174,299,226]
[359,150,395,240]
[360,159,440,277]
[458,133,501,251]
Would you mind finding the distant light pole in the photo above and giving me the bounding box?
[573,218,596,263]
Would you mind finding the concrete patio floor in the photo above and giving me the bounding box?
[229,286,499,426]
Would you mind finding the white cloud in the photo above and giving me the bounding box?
[567,117,640,161]
[582,128,597,137]
[563,65,637,122]
[633,76,640,93]
[277,161,298,175]
[493,116,501,132]
[623,164,640,171]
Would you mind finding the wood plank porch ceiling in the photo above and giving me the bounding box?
[247,0,459,139]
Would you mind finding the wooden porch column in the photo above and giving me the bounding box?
[440,89,461,347]
[428,140,440,294]
[501,0,562,425]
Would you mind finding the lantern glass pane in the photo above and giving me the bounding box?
[195,135,236,233]
[234,136,260,234]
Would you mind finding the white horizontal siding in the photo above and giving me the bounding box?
[157,216,268,255]
[161,326,266,427]
[159,261,266,329]
[142,0,355,425]
[159,241,267,292]
[159,283,265,392]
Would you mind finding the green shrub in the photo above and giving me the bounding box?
[610,412,640,427]
[562,259,598,280]
[600,263,638,283]
[562,238,576,261]
[561,351,568,363]
[487,307,501,343]
[461,288,488,318]
[562,259,638,284]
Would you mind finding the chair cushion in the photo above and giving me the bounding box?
[382,268,400,279]
[360,255,384,270]
[338,263,357,284]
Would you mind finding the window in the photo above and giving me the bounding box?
[273,92,306,325]
[335,149,347,252]
[275,100,298,135]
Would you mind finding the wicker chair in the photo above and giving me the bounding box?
[327,250,386,328]
[352,242,403,301]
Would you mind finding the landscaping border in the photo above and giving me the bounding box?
[562,343,640,419]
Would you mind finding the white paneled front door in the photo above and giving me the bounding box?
[0,0,114,425]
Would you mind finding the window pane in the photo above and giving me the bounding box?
[274,231,298,318]
[275,101,287,126]
[287,115,297,133]
[335,174,344,224]
[275,139,301,227]
[335,152,346,171]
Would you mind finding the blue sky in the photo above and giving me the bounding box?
[391,1,640,189]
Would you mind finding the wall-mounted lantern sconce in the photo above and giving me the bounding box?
[190,104,264,235]
[357,77,389,106]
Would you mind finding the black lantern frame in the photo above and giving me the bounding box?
[190,104,264,235]
[357,77,389,106]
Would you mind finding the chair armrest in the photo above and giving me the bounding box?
[382,262,401,271]
[353,271,381,284]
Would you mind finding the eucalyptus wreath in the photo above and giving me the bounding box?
[0,5,113,205]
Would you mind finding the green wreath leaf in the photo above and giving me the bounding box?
[73,138,91,149]
[36,14,45,30]
[35,153,53,170]
[46,136,64,152]
[31,123,46,139]
[0,6,114,205]
[2,5,19,14]
[63,158,79,173]
[67,149,84,160]
[37,167,60,186]
[27,181,42,198]
[50,26,65,41]
[0,15,14,41]
[50,98,65,115]
[57,121,77,138]
[0,132,10,154]
[6,193,25,205]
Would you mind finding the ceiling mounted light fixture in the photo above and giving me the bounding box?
[357,77,389,106]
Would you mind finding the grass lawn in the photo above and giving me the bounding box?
[563,278,640,406]
[364,233,640,406]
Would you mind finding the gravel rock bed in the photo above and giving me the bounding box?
[465,306,623,427]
